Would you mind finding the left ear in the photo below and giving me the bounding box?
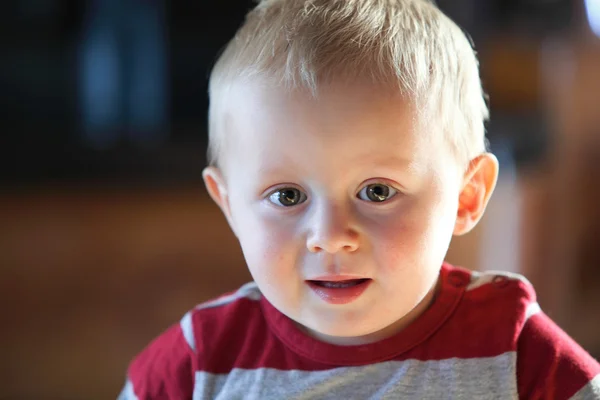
[453,153,499,236]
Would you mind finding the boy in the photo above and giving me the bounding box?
[119,0,600,398]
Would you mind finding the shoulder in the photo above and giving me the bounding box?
[445,265,600,398]
[183,282,267,371]
[516,307,600,399]
[461,266,539,320]
[120,282,265,400]
[431,265,538,359]
[120,321,196,400]
[465,267,536,304]
[451,265,539,333]
[183,282,263,350]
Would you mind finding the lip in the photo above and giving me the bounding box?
[306,278,372,305]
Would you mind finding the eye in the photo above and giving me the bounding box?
[357,183,398,203]
[268,188,307,207]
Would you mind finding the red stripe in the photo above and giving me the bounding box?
[517,312,600,400]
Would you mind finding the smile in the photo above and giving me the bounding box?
[306,278,372,304]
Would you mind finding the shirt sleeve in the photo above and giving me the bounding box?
[118,321,196,400]
[517,310,600,400]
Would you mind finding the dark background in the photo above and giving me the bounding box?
[0,0,575,187]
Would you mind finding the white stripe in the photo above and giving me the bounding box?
[195,281,262,311]
[525,302,541,322]
[193,352,518,400]
[117,379,138,400]
[570,374,600,400]
[467,270,532,291]
[180,311,196,352]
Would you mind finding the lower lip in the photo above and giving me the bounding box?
[306,280,372,304]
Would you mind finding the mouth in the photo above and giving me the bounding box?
[308,278,370,288]
[306,278,372,304]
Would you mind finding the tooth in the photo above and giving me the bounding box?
[321,281,358,288]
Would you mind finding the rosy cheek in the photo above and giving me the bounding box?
[370,209,428,271]
[367,223,406,270]
[245,219,293,267]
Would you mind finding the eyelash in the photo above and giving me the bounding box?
[266,182,399,207]
[267,187,307,207]
[357,182,399,203]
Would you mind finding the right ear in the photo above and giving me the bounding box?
[202,166,237,236]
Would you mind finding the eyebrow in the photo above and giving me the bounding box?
[359,155,420,173]
[254,156,420,185]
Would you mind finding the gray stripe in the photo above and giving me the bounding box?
[467,270,532,291]
[524,302,541,322]
[117,379,138,400]
[180,311,196,352]
[193,352,518,400]
[570,374,600,400]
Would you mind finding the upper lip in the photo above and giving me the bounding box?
[307,275,370,282]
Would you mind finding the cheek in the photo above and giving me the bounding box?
[236,213,299,280]
[371,194,457,271]
[416,191,459,266]
[373,218,426,274]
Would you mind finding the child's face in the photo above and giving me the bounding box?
[207,80,467,344]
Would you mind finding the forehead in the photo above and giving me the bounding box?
[218,78,446,176]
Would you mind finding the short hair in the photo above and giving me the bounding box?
[207,0,489,167]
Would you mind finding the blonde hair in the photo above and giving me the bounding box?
[207,0,489,167]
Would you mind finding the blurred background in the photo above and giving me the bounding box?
[1,0,599,398]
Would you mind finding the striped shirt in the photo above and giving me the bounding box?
[119,263,600,399]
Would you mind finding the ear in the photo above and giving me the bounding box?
[453,153,499,236]
[202,166,237,236]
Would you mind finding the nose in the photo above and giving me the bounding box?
[306,203,360,254]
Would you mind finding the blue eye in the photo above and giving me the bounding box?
[357,183,398,202]
[268,188,307,207]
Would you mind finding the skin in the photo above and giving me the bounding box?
[203,79,498,345]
